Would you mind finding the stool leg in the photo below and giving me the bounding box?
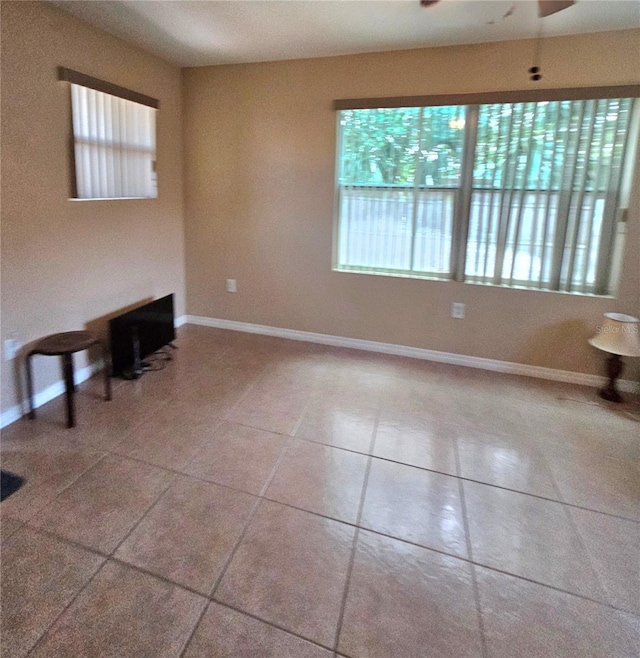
[101,342,112,401]
[26,352,36,420]
[62,353,75,428]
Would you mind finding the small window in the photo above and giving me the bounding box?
[59,68,158,200]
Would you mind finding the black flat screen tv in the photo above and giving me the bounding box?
[109,294,175,378]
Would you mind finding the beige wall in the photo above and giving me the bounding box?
[183,30,640,383]
[1,2,185,415]
[1,9,638,422]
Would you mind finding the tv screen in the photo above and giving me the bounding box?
[109,294,175,378]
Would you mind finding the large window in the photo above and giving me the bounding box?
[59,68,158,200]
[335,95,636,295]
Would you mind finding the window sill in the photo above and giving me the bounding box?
[69,196,157,201]
[332,267,615,299]
[333,267,451,283]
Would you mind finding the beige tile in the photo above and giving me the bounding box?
[225,405,305,436]
[31,455,174,553]
[476,566,640,658]
[112,407,219,470]
[455,427,560,499]
[0,515,23,544]
[59,408,155,452]
[183,602,333,658]
[532,407,640,463]
[0,418,52,445]
[184,421,286,495]
[266,439,368,523]
[339,530,483,658]
[30,560,207,658]
[0,448,105,521]
[175,372,255,417]
[226,383,309,435]
[25,386,160,451]
[548,452,640,521]
[295,401,376,453]
[463,480,605,600]
[216,500,355,647]
[1,527,104,658]
[379,383,453,419]
[115,476,256,594]
[361,458,467,558]
[372,414,458,475]
[569,507,640,614]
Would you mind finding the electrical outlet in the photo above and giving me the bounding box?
[451,302,465,319]
[3,337,22,361]
[226,279,237,293]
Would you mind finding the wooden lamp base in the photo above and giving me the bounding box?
[599,353,624,403]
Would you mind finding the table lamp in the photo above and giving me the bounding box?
[588,313,640,403]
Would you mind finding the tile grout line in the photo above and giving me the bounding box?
[11,444,639,618]
[203,417,640,525]
[174,598,211,658]
[106,469,180,560]
[331,404,380,653]
[537,434,618,607]
[16,464,182,654]
[178,435,295,658]
[208,598,338,654]
[560,498,614,608]
[210,433,294,598]
[454,435,489,658]
[6,335,640,656]
[9,451,110,526]
[100,430,640,527]
[21,503,640,623]
[25,559,109,656]
[22,433,638,617]
[290,397,310,438]
[17,523,111,560]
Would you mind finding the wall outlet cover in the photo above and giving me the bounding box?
[451,302,465,319]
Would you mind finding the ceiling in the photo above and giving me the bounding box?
[51,0,640,68]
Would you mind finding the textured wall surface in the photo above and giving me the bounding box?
[182,30,640,382]
[1,2,186,414]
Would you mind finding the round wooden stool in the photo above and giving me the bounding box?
[26,331,111,428]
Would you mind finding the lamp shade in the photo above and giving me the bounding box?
[588,313,640,357]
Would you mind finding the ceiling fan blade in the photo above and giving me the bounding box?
[420,0,440,7]
[538,0,576,18]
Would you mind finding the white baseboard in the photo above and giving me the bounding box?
[186,315,640,395]
[4,315,636,430]
[1,315,188,430]
[0,361,103,430]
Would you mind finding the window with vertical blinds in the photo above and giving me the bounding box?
[59,68,158,200]
[335,95,637,295]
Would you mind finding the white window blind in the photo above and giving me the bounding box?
[465,99,633,294]
[335,96,636,295]
[70,84,157,199]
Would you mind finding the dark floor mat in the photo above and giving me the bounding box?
[1,470,25,501]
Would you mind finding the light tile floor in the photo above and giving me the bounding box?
[1,324,639,657]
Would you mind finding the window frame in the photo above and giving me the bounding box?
[58,67,159,201]
[332,85,640,296]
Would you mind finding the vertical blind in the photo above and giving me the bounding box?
[335,97,635,295]
[464,98,633,294]
[70,84,157,199]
